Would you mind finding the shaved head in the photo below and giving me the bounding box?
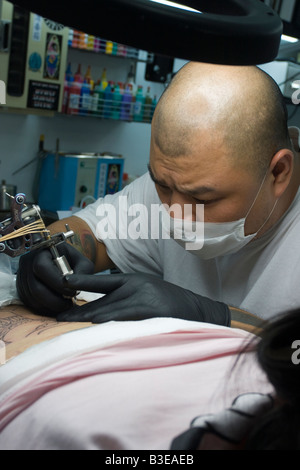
[152,62,292,176]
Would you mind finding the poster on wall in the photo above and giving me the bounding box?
[43,33,62,80]
[106,164,121,194]
[27,80,60,110]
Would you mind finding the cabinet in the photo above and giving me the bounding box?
[0,1,69,112]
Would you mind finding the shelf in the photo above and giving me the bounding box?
[62,30,158,124]
[64,96,155,124]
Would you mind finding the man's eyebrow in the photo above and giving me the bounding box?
[182,185,217,196]
[148,163,217,195]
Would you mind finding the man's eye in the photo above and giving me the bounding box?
[156,183,170,192]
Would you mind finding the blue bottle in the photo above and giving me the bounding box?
[103,82,113,119]
[133,85,145,122]
[111,83,122,120]
[80,79,90,115]
[120,84,133,121]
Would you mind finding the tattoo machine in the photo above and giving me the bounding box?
[0,192,76,284]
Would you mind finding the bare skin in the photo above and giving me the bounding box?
[0,304,93,361]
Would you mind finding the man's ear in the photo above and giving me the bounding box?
[270,149,294,198]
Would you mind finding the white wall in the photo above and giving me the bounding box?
[0,111,153,201]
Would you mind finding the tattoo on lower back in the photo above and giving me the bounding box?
[0,314,60,345]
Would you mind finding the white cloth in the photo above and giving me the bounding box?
[0,319,272,450]
[76,170,300,320]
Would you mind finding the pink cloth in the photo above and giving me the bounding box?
[0,325,273,450]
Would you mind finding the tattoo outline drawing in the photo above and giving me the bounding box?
[0,313,62,345]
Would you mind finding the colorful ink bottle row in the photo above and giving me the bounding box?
[68,29,139,59]
[62,64,157,123]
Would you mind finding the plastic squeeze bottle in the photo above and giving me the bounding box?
[120,84,133,121]
[103,82,113,118]
[111,83,122,120]
[133,85,145,121]
[67,76,81,114]
[62,63,73,113]
[80,79,91,115]
[143,86,152,122]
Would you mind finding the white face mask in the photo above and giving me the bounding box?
[161,171,278,259]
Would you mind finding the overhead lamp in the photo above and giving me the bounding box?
[12,0,283,65]
[148,0,201,14]
[281,34,298,43]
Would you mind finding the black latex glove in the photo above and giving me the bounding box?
[16,242,94,317]
[57,272,231,326]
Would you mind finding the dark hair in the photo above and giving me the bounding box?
[245,309,300,449]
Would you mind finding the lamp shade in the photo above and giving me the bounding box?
[12,0,283,64]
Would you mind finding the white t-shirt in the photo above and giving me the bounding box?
[76,172,300,320]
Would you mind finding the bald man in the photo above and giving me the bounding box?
[17,62,300,325]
